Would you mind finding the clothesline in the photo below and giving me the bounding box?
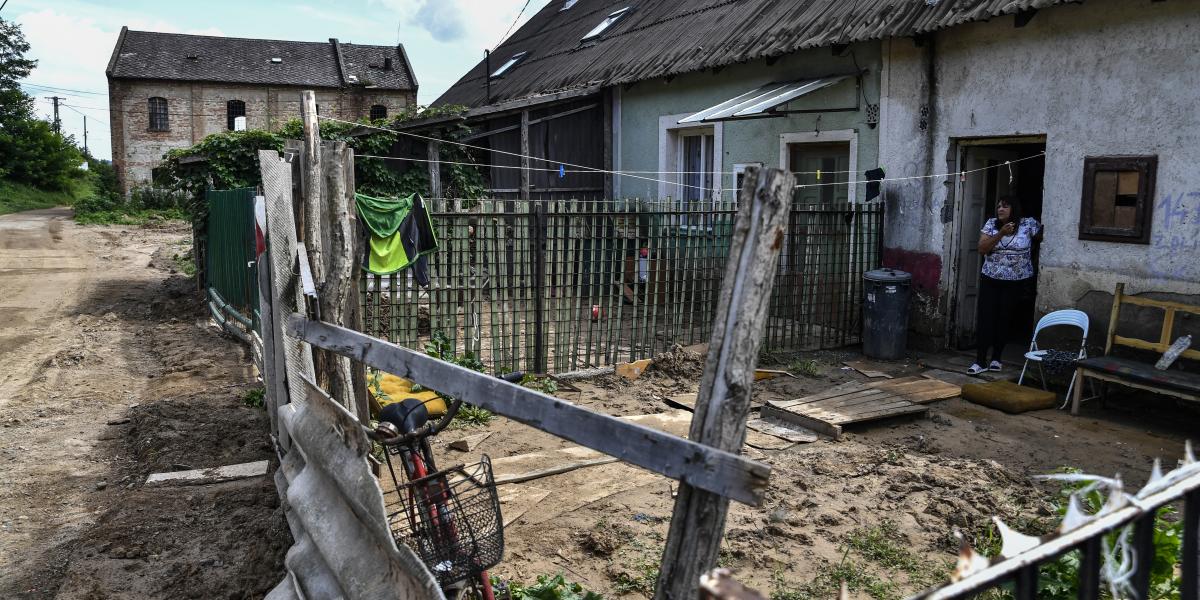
[320,115,1046,193]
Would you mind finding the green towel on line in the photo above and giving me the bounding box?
[355,193,438,280]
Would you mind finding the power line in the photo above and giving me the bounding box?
[494,0,533,51]
[323,114,1046,194]
[22,82,106,96]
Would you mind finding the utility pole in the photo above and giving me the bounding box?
[83,115,88,154]
[47,96,64,133]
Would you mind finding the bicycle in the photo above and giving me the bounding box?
[371,372,522,600]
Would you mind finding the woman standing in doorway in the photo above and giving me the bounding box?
[968,197,1043,375]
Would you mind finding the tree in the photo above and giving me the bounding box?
[0,18,36,127]
[0,18,83,190]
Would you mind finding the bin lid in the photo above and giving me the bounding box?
[864,268,913,283]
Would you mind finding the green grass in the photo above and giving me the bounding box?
[242,387,265,409]
[74,207,187,225]
[451,404,493,427]
[0,178,88,216]
[788,358,823,377]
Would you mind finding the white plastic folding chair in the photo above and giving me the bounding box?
[1018,309,1089,408]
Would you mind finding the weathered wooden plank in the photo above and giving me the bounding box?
[287,314,770,505]
[746,418,818,444]
[759,402,843,439]
[656,167,793,600]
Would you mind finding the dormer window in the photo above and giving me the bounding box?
[270,57,282,64]
[581,7,631,42]
[490,51,528,79]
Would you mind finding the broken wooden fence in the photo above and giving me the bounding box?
[252,92,795,599]
[908,449,1200,600]
[360,196,881,374]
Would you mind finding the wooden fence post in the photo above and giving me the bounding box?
[300,91,324,282]
[319,141,365,419]
[654,166,793,600]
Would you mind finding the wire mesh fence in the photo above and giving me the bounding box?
[359,196,882,374]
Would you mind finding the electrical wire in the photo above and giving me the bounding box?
[494,0,533,51]
[321,114,1046,194]
[21,82,106,95]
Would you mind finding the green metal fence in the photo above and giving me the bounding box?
[360,197,882,374]
[205,187,258,322]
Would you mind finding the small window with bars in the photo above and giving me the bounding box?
[226,99,246,130]
[370,104,387,120]
[148,97,169,131]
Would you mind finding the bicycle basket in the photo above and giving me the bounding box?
[387,456,504,585]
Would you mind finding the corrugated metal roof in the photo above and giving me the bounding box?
[435,0,1080,108]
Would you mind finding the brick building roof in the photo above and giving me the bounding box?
[106,28,416,91]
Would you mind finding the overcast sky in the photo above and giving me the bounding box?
[6,0,553,160]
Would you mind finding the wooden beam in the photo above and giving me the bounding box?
[317,141,364,419]
[427,140,442,199]
[287,314,770,505]
[520,109,531,201]
[655,167,794,600]
[300,91,324,284]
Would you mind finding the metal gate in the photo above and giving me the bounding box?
[205,187,258,321]
[360,197,881,374]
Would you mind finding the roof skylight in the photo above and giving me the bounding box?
[560,0,578,10]
[490,51,528,78]
[581,7,631,42]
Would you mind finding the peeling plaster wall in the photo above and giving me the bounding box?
[880,0,1200,349]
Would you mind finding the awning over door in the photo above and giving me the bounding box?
[677,75,851,124]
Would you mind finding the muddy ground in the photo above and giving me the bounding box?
[429,346,1195,599]
[0,209,289,599]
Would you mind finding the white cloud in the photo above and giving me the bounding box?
[12,7,225,160]
[369,0,551,48]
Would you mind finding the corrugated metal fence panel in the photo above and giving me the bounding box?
[206,187,258,316]
[257,150,444,600]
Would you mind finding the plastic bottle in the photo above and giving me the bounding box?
[1155,334,1192,370]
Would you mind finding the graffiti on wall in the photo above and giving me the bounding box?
[1148,190,1200,281]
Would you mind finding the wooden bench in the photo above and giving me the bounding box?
[1072,283,1200,414]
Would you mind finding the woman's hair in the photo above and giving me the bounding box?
[996,195,1021,225]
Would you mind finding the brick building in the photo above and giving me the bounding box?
[105,28,417,193]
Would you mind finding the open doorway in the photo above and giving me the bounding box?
[952,139,1046,349]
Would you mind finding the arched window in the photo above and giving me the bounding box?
[148,97,169,131]
[226,99,246,130]
[370,104,387,120]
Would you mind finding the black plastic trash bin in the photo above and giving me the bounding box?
[863,268,912,360]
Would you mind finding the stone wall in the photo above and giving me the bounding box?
[108,80,413,193]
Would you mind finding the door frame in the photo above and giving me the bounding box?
[946,135,1047,348]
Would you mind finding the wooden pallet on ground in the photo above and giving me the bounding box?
[759,375,961,439]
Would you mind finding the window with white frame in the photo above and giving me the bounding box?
[679,130,715,204]
[732,163,763,197]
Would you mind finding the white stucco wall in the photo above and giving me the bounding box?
[879,0,1200,342]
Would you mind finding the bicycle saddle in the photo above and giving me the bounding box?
[379,398,430,434]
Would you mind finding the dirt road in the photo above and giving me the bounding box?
[0,209,288,599]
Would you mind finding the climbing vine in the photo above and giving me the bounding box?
[155,103,487,223]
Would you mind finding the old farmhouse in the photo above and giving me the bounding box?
[105,28,417,193]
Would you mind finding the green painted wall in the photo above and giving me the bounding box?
[615,41,881,201]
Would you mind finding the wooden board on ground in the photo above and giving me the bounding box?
[759,375,960,439]
[844,360,894,379]
[665,392,697,410]
[145,460,269,486]
[497,485,552,527]
[746,417,818,444]
[615,358,653,380]
[920,368,981,388]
